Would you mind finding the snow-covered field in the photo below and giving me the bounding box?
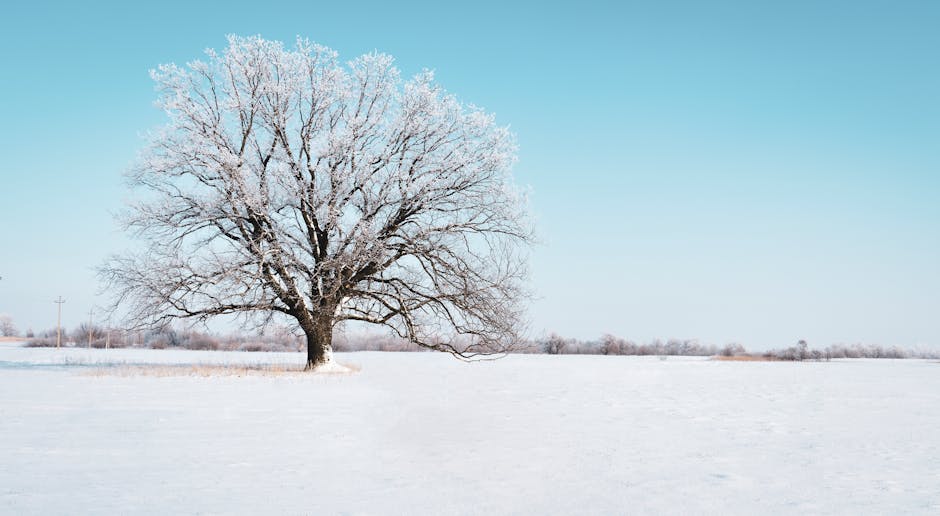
[1,342,938,515]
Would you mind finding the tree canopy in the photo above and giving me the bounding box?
[101,35,532,369]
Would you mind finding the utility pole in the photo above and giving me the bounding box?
[54,297,65,348]
[87,308,94,349]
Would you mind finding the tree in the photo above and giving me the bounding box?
[0,314,17,337]
[543,334,569,355]
[101,36,532,370]
[600,334,623,355]
[797,339,809,361]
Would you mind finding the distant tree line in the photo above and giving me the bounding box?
[22,326,940,360]
[531,335,940,360]
[25,325,302,352]
[760,339,931,360]
[23,324,426,353]
[532,334,735,357]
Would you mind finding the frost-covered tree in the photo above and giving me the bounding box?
[101,35,532,370]
[0,314,17,337]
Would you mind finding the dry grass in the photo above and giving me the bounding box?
[711,355,779,362]
[0,336,26,343]
[83,362,361,377]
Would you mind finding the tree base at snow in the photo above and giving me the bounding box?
[304,347,354,373]
[303,360,355,373]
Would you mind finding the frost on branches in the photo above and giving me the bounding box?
[101,35,532,369]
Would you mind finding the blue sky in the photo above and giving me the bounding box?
[1,0,938,349]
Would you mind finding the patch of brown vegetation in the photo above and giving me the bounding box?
[0,336,26,343]
[83,362,360,377]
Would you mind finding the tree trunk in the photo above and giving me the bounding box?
[303,313,334,370]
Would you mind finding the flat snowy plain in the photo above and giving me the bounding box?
[1,342,939,515]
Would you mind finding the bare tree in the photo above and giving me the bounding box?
[100,36,532,370]
[542,334,569,355]
[797,339,809,361]
[600,334,623,355]
[0,314,17,337]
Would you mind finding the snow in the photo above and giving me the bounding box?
[1,344,939,514]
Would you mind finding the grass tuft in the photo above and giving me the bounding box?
[711,355,779,362]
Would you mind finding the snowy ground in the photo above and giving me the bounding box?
[1,342,938,515]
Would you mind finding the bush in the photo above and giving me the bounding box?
[25,338,56,348]
[184,335,220,351]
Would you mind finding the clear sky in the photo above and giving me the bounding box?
[1,0,938,350]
